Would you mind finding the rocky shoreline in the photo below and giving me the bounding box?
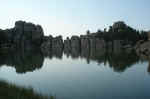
[0,20,44,50]
[0,20,150,73]
[41,34,134,57]
[0,20,150,59]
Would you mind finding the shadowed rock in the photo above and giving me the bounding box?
[0,20,44,49]
[41,35,63,59]
[64,37,71,57]
[52,36,63,51]
[70,36,80,58]
[113,40,122,53]
[14,21,44,47]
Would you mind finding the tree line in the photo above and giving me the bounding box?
[87,21,149,45]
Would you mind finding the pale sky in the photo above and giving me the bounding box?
[0,0,150,38]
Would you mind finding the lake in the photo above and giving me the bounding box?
[0,49,150,99]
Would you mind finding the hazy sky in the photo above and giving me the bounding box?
[0,0,150,38]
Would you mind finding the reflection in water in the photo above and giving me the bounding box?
[138,54,150,74]
[0,47,64,74]
[43,48,63,60]
[65,47,140,72]
[0,48,44,74]
[0,46,150,74]
[0,47,150,99]
[106,51,140,72]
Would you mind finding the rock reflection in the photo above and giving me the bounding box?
[0,48,44,74]
[0,45,65,74]
[65,45,140,72]
[0,45,149,74]
[107,51,139,72]
[137,53,150,74]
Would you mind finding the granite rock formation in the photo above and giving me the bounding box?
[64,37,71,55]
[40,35,63,58]
[135,40,150,57]
[41,34,131,59]
[0,20,44,49]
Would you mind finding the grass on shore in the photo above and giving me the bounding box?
[0,80,55,99]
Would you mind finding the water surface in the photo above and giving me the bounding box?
[0,49,150,99]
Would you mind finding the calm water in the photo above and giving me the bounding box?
[0,49,150,99]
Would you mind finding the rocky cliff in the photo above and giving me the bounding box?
[0,20,137,55]
[0,21,44,49]
[41,34,128,59]
[135,40,150,58]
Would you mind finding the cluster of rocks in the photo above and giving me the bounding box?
[0,20,135,55]
[2,20,150,73]
[135,40,150,58]
[63,35,107,58]
[41,34,131,58]
[41,35,63,57]
[0,20,44,49]
[15,21,44,45]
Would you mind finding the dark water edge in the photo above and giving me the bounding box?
[0,46,148,74]
[0,47,150,99]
